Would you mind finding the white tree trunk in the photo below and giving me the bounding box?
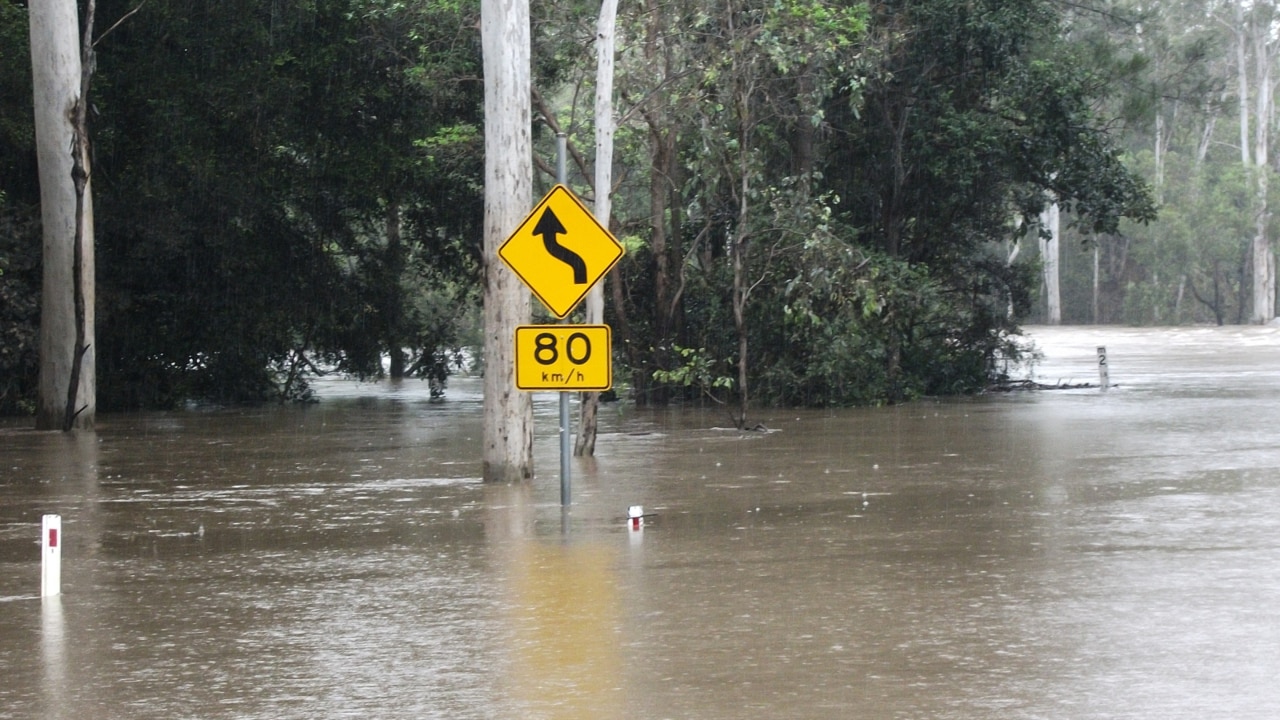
[1039,202,1061,325]
[1237,1,1251,167]
[481,0,533,481]
[575,0,618,457]
[1092,244,1100,324]
[1005,216,1022,319]
[1250,4,1275,323]
[1270,248,1278,319]
[30,0,94,430]
[1252,212,1274,322]
[591,0,616,306]
[1154,110,1166,204]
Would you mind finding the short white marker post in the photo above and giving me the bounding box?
[628,505,644,531]
[41,514,61,597]
[1097,346,1109,391]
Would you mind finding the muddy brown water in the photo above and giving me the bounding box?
[3,326,1280,719]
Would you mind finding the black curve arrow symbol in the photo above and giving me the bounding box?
[533,208,587,284]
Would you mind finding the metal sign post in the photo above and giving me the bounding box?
[556,134,571,507]
[499,134,622,507]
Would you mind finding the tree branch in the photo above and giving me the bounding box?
[94,0,145,47]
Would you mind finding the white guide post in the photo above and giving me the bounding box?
[42,514,62,597]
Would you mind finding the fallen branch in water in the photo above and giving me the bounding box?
[986,379,1099,392]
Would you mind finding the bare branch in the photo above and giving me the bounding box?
[94,1,146,48]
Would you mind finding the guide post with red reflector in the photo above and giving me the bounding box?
[42,514,61,597]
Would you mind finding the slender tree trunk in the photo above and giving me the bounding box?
[481,0,533,481]
[1251,175,1273,323]
[385,200,407,379]
[639,0,679,406]
[1250,4,1275,323]
[728,7,752,430]
[1039,201,1061,325]
[1237,1,1251,167]
[666,141,685,339]
[1214,263,1226,325]
[576,0,618,457]
[1154,110,1167,204]
[732,225,749,428]
[31,0,95,431]
[649,132,672,341]
[1237,241,1250,324]
[794,61,816,191]
[1196,93,1222,168]
[884,101,909,259]
[1005,216,1022,319]
[1270,249,1277,318]
[608,264,644,401]
[1093,244,1100,324]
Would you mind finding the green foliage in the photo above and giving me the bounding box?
[617,0,1131,408]
[752,222,1032,405]
[1041,0,1276,327]
[1112,152,1257,325]
[80,0,485,408]
[760,0,867,75]
[0,3,38,414]
[652,345,735,402]
[0,190,39,415]
[2,0,488,412]
[1,0,1161,415]
[829,0,1153,261]
[0,1,32,168]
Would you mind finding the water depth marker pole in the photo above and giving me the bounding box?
[1097,346,1109,391]
[556,133,572,507]
[41,514,61,597]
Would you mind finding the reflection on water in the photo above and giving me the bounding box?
[506,540,620,718]
[2,326,1280,718]
[40,598,65,720]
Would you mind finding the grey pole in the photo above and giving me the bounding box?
[556,133,571,506]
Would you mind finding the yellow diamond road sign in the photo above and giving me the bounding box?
[499,184,624,319]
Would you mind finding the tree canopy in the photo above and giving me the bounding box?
[1,0,1158,417]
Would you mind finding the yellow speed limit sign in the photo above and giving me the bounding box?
[514,325,612,391]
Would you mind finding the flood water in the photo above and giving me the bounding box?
[3,325,1280,719]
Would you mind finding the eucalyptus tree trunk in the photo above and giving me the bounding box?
[1236,0,1250,167]
[30,0,95,430]
[1039,201,1061,325]
[1005,216,1022,319]
[1248,1,1275,323]
[481,0,533,481]
[1230,0,1278,323]
[1154,110,1168,205]
[575,0,618,457]
[727,5,754,430]
[1092,245,1100,324]
[635,0,681,406]
[385,200,407,380]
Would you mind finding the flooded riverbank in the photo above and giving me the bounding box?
[3,325,1280,718]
